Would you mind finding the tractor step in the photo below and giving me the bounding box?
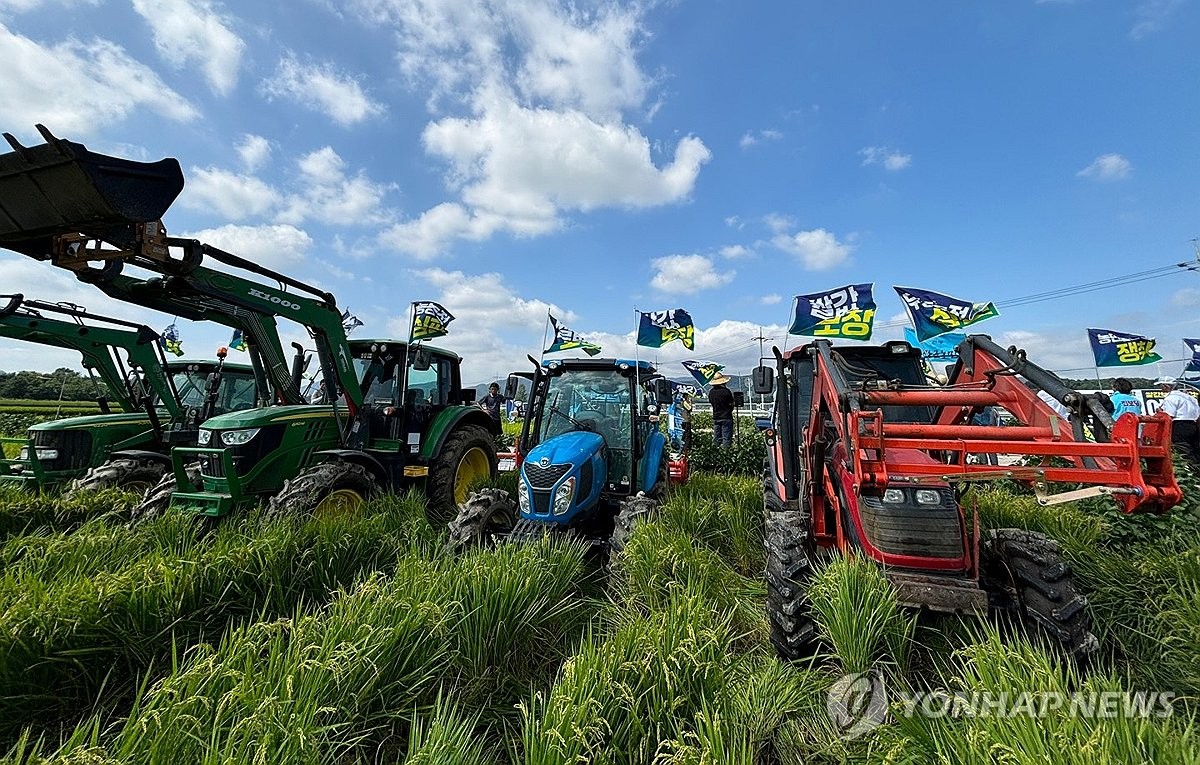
[887,571,988,614]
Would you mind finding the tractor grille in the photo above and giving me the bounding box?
[858,493,965,560]
[524,462,570,490]
[31,430,92,470]
[531,490,552,515]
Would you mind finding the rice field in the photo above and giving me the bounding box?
[0,469,1196,764]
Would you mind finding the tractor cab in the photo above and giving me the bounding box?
[351,340,472,448]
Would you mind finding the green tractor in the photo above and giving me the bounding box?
[0,125,499,522]
[0,293,255,494]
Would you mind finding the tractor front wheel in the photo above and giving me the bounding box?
[68,457,167,499]
[765,506,818,662]
[608,494,657,576]
[979,528,1098,660]
[130,463,200,525]
[448,488,517,553]
[426,425,497,527]
[267,462,377,520]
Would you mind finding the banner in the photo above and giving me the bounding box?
[340,309,364,335]
[545,315,602,356]
[681,359,725,388]
[637,308,695,350]
[410,301,454,342]
[159,324,184,357]
[229,329,247,352]
[788,283,876,339]
[894,286,999,341]
[1183,338,1200,373]
[1087,328,1162,367]
[903,327,966,363]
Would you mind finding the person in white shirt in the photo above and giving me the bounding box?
[1155,376,1200,460]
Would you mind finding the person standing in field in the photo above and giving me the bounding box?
[1155,377,1199,461]
[708,375,735,448]
[1108,378,1143,419]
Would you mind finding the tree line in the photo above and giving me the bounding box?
[0,369,110,401]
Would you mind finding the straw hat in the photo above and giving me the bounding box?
[1155,376,1178,387]
[710,374,731,385]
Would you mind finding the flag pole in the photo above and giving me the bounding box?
[539,308,552,364]
[633,308,642,418]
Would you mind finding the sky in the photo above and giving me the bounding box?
[1,0,1198,388]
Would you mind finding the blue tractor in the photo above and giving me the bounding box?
[450,358,672,561]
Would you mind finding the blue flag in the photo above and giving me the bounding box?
[410,301,454,341]
[637,309,695,350]
[894,286,999,341]
[789,283,876,339]
[229,329,248,352]
[681,360,725,388]
[903,328,966,363]
[1087,328,1162,367]
[340,309,364,335]
[545,315,602,356]
[159,323,184,357]
[1183,338,1200,373]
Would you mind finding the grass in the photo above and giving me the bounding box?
[0,471,1197,763]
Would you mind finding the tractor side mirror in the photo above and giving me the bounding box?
[412,347,432,371]
[752,366,774,395]
[460,388,477,403]
[504,375,521,400]
[653,377,674,405]
[734,391,745,407]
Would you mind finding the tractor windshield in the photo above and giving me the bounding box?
[157,368,258,415]
[538,369,633,455]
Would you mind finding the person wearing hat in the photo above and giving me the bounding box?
[1155,376,1200,460]
[707,374,735,448]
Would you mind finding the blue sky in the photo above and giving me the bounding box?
[1,0,1197,386]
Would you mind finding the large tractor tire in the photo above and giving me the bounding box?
[765,507,818,662]
[426,425,498,527]
[448,488,517,553]
[979,528,1098,659]
[607,494,657,575]
[130,463,200,525]
[267,462,377,520]
[67,457,167,499]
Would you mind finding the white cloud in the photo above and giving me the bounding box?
[1170,287,1200,309]
[236,134,271,171]
[278,146,396,226]
[760,294,782,305]
[182,167,281,220]
[650,254,734,295]
[764,213,793,234]
[0,24,198,136]
[1077,153,1133,181]
[772,227,853,270]
[860,145,912,171]
[261,54,385,126]
[1131,0,1184,39]
[0,0,98,12]
[131,0,244,95]
[724,215,744,229]
[181,223,312,269]
[739,129,782,149]
[720,244,752,259]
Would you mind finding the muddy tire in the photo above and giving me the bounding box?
[765,508,818,662]
[130,463,200,525]
[980,528,1098,659]
[447,488,517,553]
[267,462,377,520]
[608,494,657,576]
[426,425,498,527]
[68,457,167,499]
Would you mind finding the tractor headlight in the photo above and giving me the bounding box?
[883,488,905,504]
[553,476,576,515]
[197,428,212,446]
[19,446,58,461]
[519,483,531,513]
[219,428,260,446]
[915,489,942,505]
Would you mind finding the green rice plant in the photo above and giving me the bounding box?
[872,626,1200,765]
[0,493,431,746]
[519,595,738,765]
[403,695,491,765]
[658,473,764,576]
[0,487,135,544]
[808,556,916,674]
[970,486,1105,553]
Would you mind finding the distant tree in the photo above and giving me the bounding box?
[0,368,110,401]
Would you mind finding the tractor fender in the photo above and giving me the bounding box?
[420,406,499,461]
[641,430,667,494]
[109,449,171,467]
[313,449,388,485]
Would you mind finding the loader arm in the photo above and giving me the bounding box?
[0,294,177,417]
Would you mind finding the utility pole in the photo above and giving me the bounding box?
[750,326,774,411]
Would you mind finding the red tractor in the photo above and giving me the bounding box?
[754,336,1181,660]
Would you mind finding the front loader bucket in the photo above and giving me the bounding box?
[0,125,184,257]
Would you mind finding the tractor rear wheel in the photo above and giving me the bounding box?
[67,457,166,499]
[608,494,657,575]
[765,506,818,662]
[268,462,377,520]
[130,463,200,525]
[979,528,1098,659]
[448,488,517,553]
[426,425,497,527]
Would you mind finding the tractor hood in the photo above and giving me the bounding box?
[29,411,153,431]
[198,404,336,430]
[525,430,605,468]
